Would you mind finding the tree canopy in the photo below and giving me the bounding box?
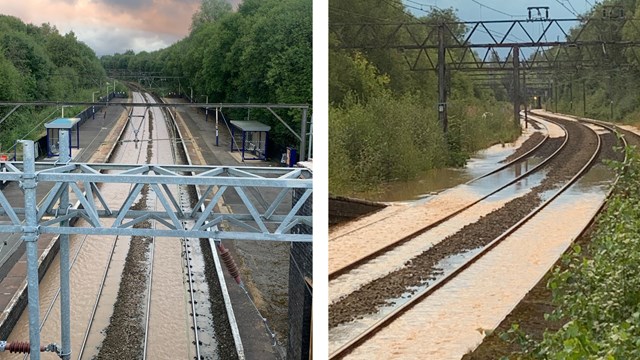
[101,0,312,156]
[329,1,521,195]
[0,15,107,151]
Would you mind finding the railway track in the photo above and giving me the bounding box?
[328,117,567,278]
[329,114,631,359]
[7,90,235,359]
[329,117,566,281]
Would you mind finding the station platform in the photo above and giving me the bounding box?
[164,98,290,359]
[0,99,130,339]
[0,96,298,359]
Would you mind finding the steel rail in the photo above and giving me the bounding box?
[20,232,91,360]
[75,235,120,360]
[160,91,244,358]
[330,116,605,359]
[467,117,550,182]
[329,116,566,279]
[76,91,151,360]
[180,189,202,360]
[328,117,554,247]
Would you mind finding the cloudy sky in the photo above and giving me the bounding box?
[404,0,596,57]
[0,0,228,56]
[2,1,596,57]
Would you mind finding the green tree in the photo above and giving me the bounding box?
[191,0,233,30]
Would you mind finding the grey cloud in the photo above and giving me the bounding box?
[91,0,200,12]
[76,26,181,56]
[91,0,155,10]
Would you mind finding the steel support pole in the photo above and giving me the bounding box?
[299,108,308,162]
[21,140,41,360]
[59,129,71,360]
[307,116,313,161]
[513,46,520,123]
[215,108,219,147]
[438,24,448,133]
[555,80,558,113]
[522,70,528,127]
[570,76,573,111]
[583,79,587,116]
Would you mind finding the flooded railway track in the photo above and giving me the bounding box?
[328,118,567,278]
[5,91,235,359]
[329,114,630,359]
[329,117,567,281]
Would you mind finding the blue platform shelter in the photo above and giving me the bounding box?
[45,118,80,158]
[230,120,271,161]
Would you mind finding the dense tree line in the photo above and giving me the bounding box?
[101,0,312,157]
[529,0,640,121]
[0,15,106,152]
[329,1,520,196]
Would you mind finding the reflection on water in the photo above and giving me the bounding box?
[6,93,192,359]
[337,165,614,359]
[358,133,542,202]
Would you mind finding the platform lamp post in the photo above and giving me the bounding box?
[215,106,220,146]
[199,95,209,122]
[60,105,71,118]
[205,96,209,122]
[92,91,100,119]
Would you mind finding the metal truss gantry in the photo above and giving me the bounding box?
[1,134,312,359]
[0,155,312,242]
[330,14,640,130]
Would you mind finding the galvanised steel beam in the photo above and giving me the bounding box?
[0,153,313,242]
[331,18,640,51]
[331,16,640,128]
[0,101,310,109]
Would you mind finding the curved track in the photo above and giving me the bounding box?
[329,114,627,359]
[330,117,566,281]
[329,119,566,280]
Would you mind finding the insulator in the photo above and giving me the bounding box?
[219,247,241,284]
[3,341,44,353]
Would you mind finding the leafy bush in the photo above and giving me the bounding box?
[329,93,519,195]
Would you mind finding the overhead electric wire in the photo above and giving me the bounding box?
[565,0,581,16]
[555,0,580,17]
[329,6,394,22]
[404,0,442,11]
[471,0,518,18]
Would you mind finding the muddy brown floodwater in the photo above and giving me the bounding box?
[329,118,597,328]
[96,98,155,359]
[5,92,196,359]
[464,126,631,360]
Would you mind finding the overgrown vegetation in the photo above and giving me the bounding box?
[329,2,521,196]
[0,15,107,151]
[529,0,640,123]
[501,146,640,358]
[100,0,311,157]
